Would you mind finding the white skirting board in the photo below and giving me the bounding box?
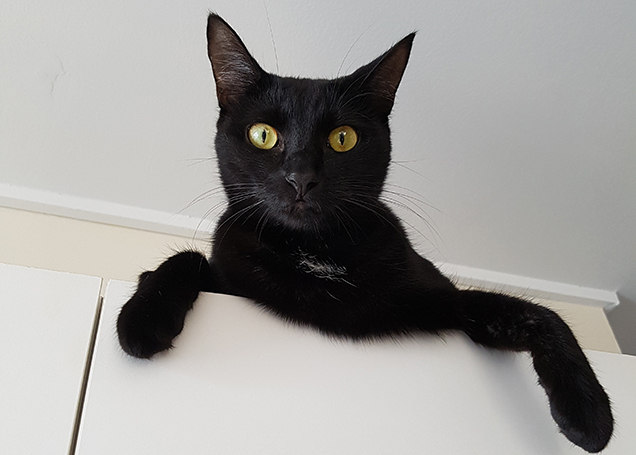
[0,182,215,239]
[0,182,619,311]
[437,262,619,310]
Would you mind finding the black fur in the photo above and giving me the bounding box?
[117,14,613,452]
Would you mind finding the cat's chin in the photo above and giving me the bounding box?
[276,201,324,232]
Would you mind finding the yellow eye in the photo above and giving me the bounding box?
[248,123,278,150]
[328,126,358,152]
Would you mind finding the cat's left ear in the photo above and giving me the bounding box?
[207,14,265,110]
[347,33,415,117]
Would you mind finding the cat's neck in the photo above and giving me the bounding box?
[217,200,399,258]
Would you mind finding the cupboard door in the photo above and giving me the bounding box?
[0,263,101,454]
[78,280,635,454]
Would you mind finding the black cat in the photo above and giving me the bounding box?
[117,14,613,453]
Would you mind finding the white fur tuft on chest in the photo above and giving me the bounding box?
[295,250,348,281]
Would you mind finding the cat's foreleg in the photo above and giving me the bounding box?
[458,290,613,453]
[117,251,215,359]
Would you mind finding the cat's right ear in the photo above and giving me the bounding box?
[207,14,264,110]
[343,33,415,118]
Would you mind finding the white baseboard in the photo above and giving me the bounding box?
[0,182,619,311]
[437,262,619,310]
[0,182,215,239]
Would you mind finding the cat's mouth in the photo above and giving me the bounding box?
[279,199,324,229]
[288,199,313,215]
[292,199,308,209]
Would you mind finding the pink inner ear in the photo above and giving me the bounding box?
[338,33,415,117]
[365,33,415,105]
[207,14,264,109]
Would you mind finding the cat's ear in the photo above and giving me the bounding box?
[207,14,265,109]
[347,33,415,116]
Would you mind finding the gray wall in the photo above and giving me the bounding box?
[1,0,634,351]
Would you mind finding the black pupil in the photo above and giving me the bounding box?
[338,131,345,145]
[261,130,267,143]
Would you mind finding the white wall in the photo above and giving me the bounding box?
[0,206,620,353]
[1,1,635,350]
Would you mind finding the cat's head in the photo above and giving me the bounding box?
[207,14,414,235]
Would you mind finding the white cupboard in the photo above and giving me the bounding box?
[1,263,634,454]
[76,280,636,454]
[0,264,101,454]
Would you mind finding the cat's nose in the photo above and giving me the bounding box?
[285,172,318,201]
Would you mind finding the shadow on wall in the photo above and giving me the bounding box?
[606,291,636,356]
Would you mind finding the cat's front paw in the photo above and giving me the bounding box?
[116,287,188,359]
[116,270,194,359]
[545,369,613,453]
[116,251,212,358]
[116,294,177,359]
